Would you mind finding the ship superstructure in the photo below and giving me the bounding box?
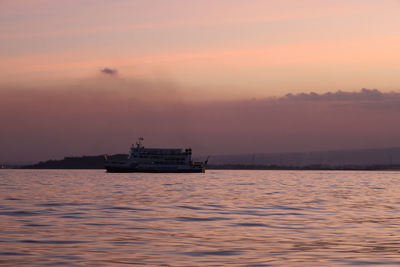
[104,138,207,173]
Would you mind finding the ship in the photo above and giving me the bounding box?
[104,138,208,173]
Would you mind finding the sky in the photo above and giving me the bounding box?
[1,0,400,163]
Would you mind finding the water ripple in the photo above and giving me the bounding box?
[19,240,90,244]
[176,216,231,222]
[1,170,400,266]
[183,250,243,256]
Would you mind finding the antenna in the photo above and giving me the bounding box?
[205,156,210,166]
[136,137,144,148]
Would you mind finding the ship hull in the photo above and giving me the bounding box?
[105,166,205,173]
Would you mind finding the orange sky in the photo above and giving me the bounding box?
[1,0,400,98]
[2,1,400,162]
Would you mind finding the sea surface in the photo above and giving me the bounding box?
[1,170,400,266]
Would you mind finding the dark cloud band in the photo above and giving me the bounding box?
[1,82,400,163]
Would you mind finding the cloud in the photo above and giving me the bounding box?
[100,67,118,75]
[280,88,400,111]
[283,88,391,102]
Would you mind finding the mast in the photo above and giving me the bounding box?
[136,137,144,149]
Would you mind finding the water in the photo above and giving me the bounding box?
[1,170,400,266]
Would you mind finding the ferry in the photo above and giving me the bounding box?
[104,138,208,173]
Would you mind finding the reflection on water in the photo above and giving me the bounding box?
[1,170,400,266]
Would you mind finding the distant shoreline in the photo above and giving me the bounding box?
[2,150,400,171]
[3,164,400,172]
[206,164,400,171]
[3,166,400,171]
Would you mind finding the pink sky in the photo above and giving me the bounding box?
[1,1,400,163]
[1,0,400,98]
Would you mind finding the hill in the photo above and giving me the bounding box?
[209,148,400,167]
[22,154,127,169]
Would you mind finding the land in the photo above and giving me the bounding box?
[19,154,127,170]
[2,147,399,171]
